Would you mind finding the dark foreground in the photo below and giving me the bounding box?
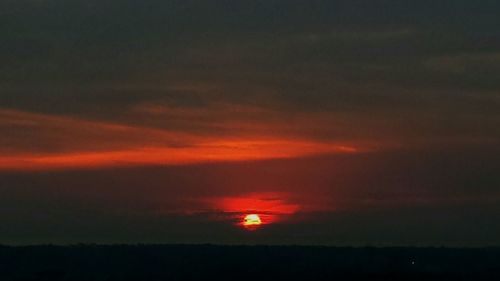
[1,245,499,281]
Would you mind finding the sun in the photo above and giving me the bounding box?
[243,214,262,229]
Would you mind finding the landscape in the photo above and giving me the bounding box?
[2,245,500,280]
[1,0,499,280]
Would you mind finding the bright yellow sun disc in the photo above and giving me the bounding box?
[243,214,262,226]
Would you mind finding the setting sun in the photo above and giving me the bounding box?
[243,214,262,229]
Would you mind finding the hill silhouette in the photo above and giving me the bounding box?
[1,245,499,281]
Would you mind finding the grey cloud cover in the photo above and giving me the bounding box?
[1,0,500,245]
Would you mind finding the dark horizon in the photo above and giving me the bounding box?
[1,244,500,281]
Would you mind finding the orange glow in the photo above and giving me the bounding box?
[243,214,262,230]
[0,141,359,171]
[205,192,300,228]
[0,108,365,171]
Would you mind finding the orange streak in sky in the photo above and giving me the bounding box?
[0,108,362,171]
[0,141,358,171]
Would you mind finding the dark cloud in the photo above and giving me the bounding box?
[0,0,499,245]
[1,147,499,245]
[2,1,500,104]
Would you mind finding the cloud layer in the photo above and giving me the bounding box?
[1,0,499,245]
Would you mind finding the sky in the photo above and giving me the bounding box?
[1,0,500,246]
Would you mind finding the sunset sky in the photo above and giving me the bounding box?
[1,0,500,246]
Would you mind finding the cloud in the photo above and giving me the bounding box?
[0,108,361,170]
[1,147,499,245]
[1,0,500,245]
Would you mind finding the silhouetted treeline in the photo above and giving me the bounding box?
[0,245,499,281]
